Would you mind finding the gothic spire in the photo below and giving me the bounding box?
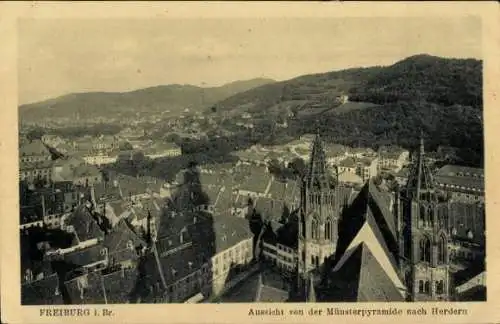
[306,131,329,188]
[406,131,435,201]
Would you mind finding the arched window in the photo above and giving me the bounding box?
[311,219,319,239]
[428,207,434,225]
[424,281,430,294]
[419,236,431,263]
[419,205,426,226]
[438,235,447,264]
[325,220,331,240]
[418,280,424,293]
[436,280,444,294]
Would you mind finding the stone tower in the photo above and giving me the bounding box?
[398,135,450,301]
[298,133,342,279]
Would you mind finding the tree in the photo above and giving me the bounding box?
[119,141,134,151]
[288,157,307,177]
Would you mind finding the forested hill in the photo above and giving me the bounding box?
[210,54,483,167]
[348,54,482,107]
[19,78,275,121]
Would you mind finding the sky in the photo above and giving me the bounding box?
[18,17,482,105]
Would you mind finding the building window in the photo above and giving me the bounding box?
[424,281,430,294]
[436,280,444,294]
[438,235,446,264]
[311,219,319,239]
[419,205,426,226]
[325,220,331,240]
[418,280,424,293]
[419,236,431,263]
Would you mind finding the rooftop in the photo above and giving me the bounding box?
[21,273,63,305]
[437,165,484,178]
[20,140,52,157]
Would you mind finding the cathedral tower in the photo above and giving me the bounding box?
[398,135,450,301]
[298,133,341,279]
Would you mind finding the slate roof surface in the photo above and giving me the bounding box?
[63,243,107,268]
[64,206,105,242]
[325,242,404,302]
[448,202,485,245]
[20,160,54,171]
[21,273,63,305]
[103,219,145,264]
[20,140,52,157]
[437,165,484,178]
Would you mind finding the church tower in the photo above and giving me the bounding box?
[297,132,341,283]
[398,134,450,301]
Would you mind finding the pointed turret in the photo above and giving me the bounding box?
[405,132,436,201]
[306,132,329,189]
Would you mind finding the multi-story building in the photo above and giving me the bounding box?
[144,142,182,159]
[378,146,410,172]
[19,140,54,183]
[337,156,378,182]
[434,165,484,203]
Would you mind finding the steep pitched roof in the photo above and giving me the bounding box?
[20,139,52,157]
[324,242,405,302]
[336,181,399,263]
[103,219,145,264]
[63,243,107,268]
[64,271,106,304]
[21,273,63,305]
[306,133,330,189]
[405,136,436,200]
[65,206,105,242]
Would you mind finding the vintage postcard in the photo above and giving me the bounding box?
[1,1,499,324]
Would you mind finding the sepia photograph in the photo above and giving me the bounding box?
[16,15,486,306]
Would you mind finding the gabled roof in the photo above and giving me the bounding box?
[64,271,106,304]
[103,219,145,263]
[324,241,405,302]
[254,197,286,222]
[336,181,398,262]
[21,273,63,305]
[63,243,106,268]
[212,213,253,254]
[20,139,52,157]
[437,165,483,178]
[93,182,122,203]
[65,206,105,242]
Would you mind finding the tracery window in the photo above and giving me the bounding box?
[419,236,431,263]
[325,220,332,240]
[438,235,447,264]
